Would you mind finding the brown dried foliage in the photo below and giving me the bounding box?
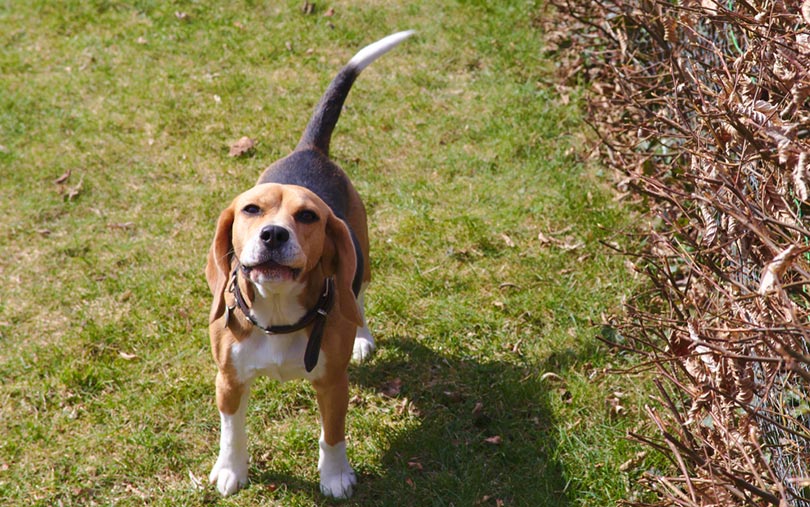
[548,0,810,505]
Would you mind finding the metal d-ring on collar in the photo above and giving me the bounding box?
[227,265,335,372]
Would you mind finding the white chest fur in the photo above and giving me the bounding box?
[229,282,327,384]
[230,328,326,383]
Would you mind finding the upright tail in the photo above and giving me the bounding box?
[295,30,415,155]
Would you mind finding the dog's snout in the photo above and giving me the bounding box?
[259,225,290,248]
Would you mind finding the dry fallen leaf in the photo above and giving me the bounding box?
[54,169,71,184]
[380,378,403,397]
[537,228,582,250]
[395,397,411,416]
[406,459,423,471]
[229,136,255,157]
[65,177,84,201]
[619,451,647,472]
[560,236,584,251]
[188,470,204,490]
[606,393,627,417]
[443,390,463,402]
[107,222,136,230]
[540,372,565,383]
[501,233,515,248]
[477,495,506,506]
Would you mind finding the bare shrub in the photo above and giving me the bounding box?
[549,0,810,505]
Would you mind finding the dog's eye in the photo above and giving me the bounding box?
[242,204,261,215]
[295,209,319,224]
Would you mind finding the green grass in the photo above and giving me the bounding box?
[0,1,656,505]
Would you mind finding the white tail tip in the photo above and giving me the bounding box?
[348,30,415,72]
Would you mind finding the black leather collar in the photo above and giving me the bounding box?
[227,265,334,372]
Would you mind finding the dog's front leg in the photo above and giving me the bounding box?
[210,373,251,496]
[314,373,356,499]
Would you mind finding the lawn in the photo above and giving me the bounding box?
[0,1,651,505]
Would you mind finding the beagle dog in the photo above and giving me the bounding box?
[205,31,414,499]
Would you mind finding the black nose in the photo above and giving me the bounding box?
[259,225,290,248]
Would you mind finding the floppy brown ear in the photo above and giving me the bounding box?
[325,213,363,327]
[205,205,235,324]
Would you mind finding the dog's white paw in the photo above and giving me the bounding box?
[352,334,376,363]
[320,467,357,499]
[319,439,356,499]
[209,456,248,496]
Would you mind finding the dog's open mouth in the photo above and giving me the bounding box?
[242,261,300,283]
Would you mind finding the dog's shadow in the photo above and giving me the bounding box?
[247,336,570,506]
[349,336,569,506]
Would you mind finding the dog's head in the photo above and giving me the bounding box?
[206,183,362,327]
